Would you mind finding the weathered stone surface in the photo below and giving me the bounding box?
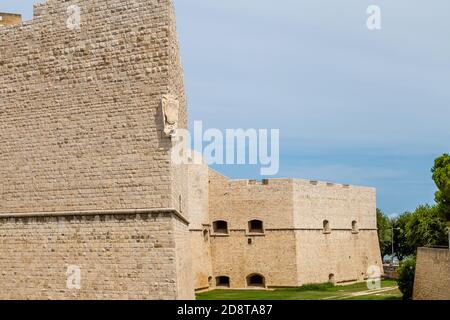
[198,169,382,289]
[413,247,450,300]
[0,0,192,300]
[0,213,187,300]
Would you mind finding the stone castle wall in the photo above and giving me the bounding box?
[205,172,382,289]
[187,162,213,290]
[0,0,193,299]
[0,0,184,213]
[173,214,195,299]
[0,212,186,299]
[211,231,299,288]
[293,180,382,284]
[413,247,450,300]
[292,180,376,230]
[207,172,298,288]
[295,230,382,285]
[208,174,295,229]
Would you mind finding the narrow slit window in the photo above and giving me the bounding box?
[352,220,359,233]
[323,220,331,233]
[203,229,209,241]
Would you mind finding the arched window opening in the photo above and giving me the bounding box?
[323,220,331,233]
[216,276,230,288]
[246,274,265,288]
[248,220,264,234]
[213,220,229,234]
[208,276,213,286]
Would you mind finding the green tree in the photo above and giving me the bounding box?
[397,256,416,300]
[406,204,448,249]
[431,153,450,221]
[376,209,392,257]
[392,212,415,259]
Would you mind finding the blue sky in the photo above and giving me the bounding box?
[3,0,450,215]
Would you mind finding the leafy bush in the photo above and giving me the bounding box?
[397,257,416,300]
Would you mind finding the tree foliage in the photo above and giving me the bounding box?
[405,204,448,249]
[390,205,448,259]
[392,212,415,259]
[432,153,450,221]
[376,209,392,257]
[397,256,416,300]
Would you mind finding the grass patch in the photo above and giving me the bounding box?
[287,282,335,292]
[196,279,401,300]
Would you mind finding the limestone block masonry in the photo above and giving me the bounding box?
[0,0,192,300]
[0,0,383,299]
[0,212,188,299]
[413,247,450,300]
[201,170,382,290]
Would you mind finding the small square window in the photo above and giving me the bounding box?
[248,220,264,234]
[216,276,230,287]
[213,220,228,234]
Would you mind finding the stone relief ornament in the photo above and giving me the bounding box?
[161,94,179,137]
